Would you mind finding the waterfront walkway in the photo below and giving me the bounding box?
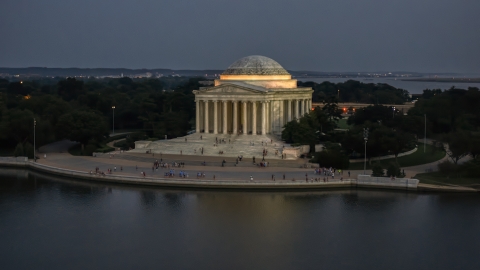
[1,139,475,192]
[28,139,445,182]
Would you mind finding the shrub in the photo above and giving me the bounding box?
[461,160,480,178]
[386,162,401,177]
[13,143,24,157]
[438,160,458,174]
[12,142,34,158]
[313,149,349,169]
[371,163,384,176]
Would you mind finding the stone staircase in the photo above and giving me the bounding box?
[129,133,293,160]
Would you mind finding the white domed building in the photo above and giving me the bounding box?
[194,55,313,136]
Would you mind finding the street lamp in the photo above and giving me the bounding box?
[34,118,36,162]
[112,106,115,135]
[424,114,426,153]
[363,128,369,175]
[392,106,396,118]
[338,89,340,101]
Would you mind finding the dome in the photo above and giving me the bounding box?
[222,55,290,75]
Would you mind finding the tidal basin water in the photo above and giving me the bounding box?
[303,77,480,94]
[1,169,479,270]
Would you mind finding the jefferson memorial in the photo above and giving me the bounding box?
[132,56,313,158]
[194,55,313,136]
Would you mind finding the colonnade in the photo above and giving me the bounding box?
[196,99,312,135]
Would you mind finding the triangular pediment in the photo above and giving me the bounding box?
[194,83,267,94]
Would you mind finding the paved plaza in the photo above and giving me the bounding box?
[31,138,457,184]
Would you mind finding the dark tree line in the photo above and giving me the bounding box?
[298,80,410,104]
[282,84,480,176]
[0,76,200,156]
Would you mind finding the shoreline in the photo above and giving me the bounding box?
[0,158,476,193]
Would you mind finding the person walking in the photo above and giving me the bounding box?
[250,175,253,181]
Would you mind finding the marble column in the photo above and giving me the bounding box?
[287,99,292,122]
[279,100,284,129]
[213,101,218,134]
[242,101,247,134]
[295,99,300,120]
[222,101,227,134]
[252,102,257,135]
[261,102,266,135]
[233,101,238,134]
[195,101,200,133]
[204,100,209,133]
[267,101,271,133]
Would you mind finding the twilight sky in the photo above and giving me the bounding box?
[1,0,479,73]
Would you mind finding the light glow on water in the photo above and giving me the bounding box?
[0,169,479,270]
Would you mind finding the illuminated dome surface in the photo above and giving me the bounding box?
[222,55,290,75]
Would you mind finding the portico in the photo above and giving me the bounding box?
[193,55,313,136]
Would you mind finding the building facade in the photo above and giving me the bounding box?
[193,55,313,136]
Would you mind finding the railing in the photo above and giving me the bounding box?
[357,175,419,189]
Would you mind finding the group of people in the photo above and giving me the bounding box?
[152,160,185,170]
[164,169,189,178]
[215,137,228,144]
[90,167,106,176]
[314,167,347,178]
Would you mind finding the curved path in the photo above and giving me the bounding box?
[15,138,473,192]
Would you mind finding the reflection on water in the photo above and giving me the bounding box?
[0,168,479,270]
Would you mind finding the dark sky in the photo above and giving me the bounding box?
[1,0,479,73]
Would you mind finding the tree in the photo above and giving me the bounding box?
[312,149,349,169]
[55,111,108,149]
[384,130,415,163]
[57,78,85,101]
[312,107,336,133]
[0,109,35,143]
[282,116,317,150]
[386,162,401,177]
[322,95,342,124]
[444,132,470,164]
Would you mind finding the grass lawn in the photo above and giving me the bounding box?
[337,119,350,129]
[348,143,446,170]
[68,143,114,156]
[415,172,480,186]
[68,144,83,156]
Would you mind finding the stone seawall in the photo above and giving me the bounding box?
[1,157,474,192]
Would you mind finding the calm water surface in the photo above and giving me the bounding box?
[1,169,479,270]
